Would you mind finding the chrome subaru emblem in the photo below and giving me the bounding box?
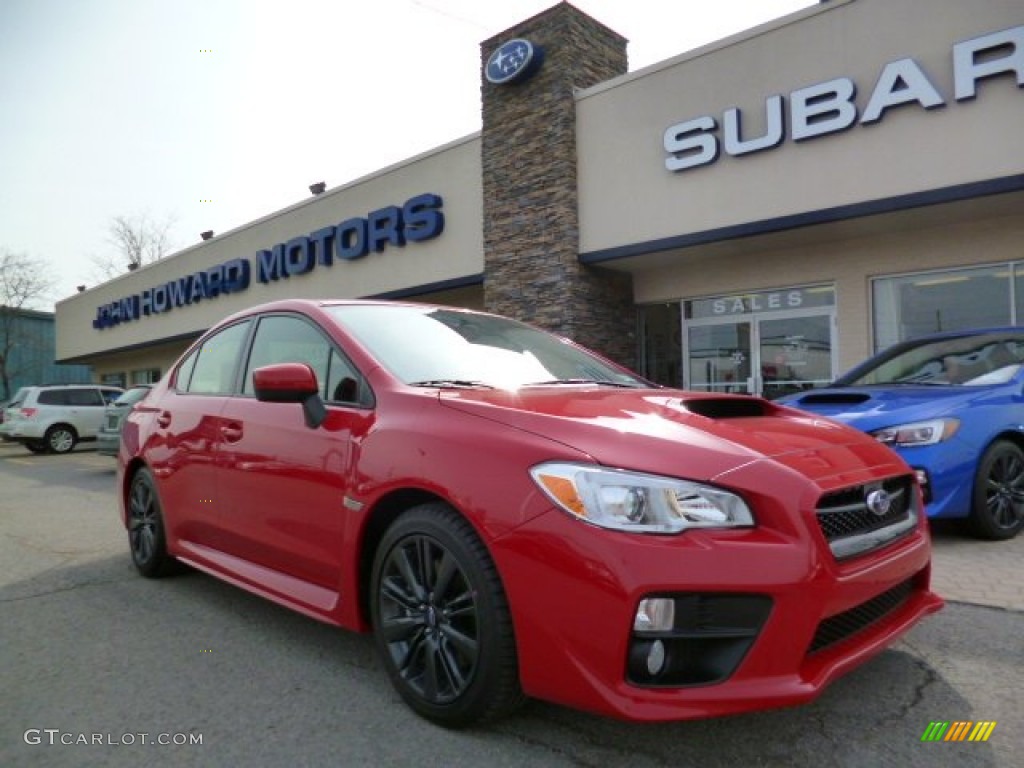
[485,38,542,85]
[865,489,893,517]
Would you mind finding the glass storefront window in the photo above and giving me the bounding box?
[101,372,126,388]
[758,314,833,399]
[638,303,681,387]
[687,323,752,394]
[683,285,835,398]
[873,265,1013,351]
[131,368,161,385]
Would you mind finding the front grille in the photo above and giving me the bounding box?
[816,475,918,560]
[808,578,914,654]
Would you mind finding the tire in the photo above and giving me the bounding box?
[370,503,524,728]
[44,424,77,454]
[127,467,178,577]
[968,440,1024,540]
[25,441,48,454]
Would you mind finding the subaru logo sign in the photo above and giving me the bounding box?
[485,38,543,85]
[865,489,893,517]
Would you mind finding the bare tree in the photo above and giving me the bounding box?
[0,250,57,399]
[91,212,177,279]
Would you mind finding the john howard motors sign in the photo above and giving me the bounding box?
[92,193,444,330]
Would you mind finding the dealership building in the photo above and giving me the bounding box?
[56,0,1024,398]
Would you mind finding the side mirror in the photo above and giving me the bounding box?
[253,363,327,429]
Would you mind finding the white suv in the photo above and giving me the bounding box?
[0,384,124,454]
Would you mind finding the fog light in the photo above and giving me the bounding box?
[634,597,675,632]
[646,639,667,676]
[913,468,931,503]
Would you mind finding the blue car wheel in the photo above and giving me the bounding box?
[970,440,1024,540]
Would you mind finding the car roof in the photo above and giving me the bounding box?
[209,298,500,329]
[25,384,122,390]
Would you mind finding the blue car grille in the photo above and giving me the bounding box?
[816,476,918,560]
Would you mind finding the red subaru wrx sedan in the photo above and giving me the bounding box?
[118,299,943,727]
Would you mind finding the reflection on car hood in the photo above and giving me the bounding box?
[439,387,902,485]
[778,385,990,430]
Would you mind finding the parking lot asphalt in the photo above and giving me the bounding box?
[929,520,1024,613]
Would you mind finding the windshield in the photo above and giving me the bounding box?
[113,386,151,406]
[327,305,647,389]
[838,332,1024,387]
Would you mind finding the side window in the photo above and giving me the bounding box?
[175,349,199,392]
[67,389,104,406]
[38,390,71,406]
[185,321,252,395]
[325,348,365,405]
[243,315,331,397]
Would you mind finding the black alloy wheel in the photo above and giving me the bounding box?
[969,440,1024,540]
[128,468,177,577]
[370,503,523,727]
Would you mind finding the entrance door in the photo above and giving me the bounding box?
[684,299,835,398]
[757,314,833,399]
[687,322,753,395]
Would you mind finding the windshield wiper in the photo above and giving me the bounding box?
[525,378,641,388]
[840,380,950,387]
[409,379,496,389]
[884,380,952,386]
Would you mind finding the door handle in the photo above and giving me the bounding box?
[220,422,243,443]
[157,411,171,428]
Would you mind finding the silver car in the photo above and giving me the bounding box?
[1,384,124,453]
[96,385,153,456]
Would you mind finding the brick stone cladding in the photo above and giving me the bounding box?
[480,2,636,368]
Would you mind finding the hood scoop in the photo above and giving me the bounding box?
[683,398,770,419]
[796,392,872,405]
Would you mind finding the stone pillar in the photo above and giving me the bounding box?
[480,2,636,368]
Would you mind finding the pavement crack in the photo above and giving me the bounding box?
[880,644,939,726]
[0,577,123,603]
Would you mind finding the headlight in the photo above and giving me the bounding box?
[872,418,959,447]
[529,462,754,534]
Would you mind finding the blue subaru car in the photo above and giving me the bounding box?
[779,328,1024,540]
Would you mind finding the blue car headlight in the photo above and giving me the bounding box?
[872,418,959,447]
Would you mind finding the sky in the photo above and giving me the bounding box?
[0,0,816,308]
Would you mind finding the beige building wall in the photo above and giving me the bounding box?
[576,0,1023,253]
[57,134,484,368]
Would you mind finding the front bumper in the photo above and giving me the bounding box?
[96,431,120,456]
[492,499,941,721]
[893,443,975,520]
